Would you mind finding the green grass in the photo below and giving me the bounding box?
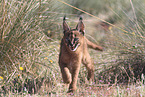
[1,0,145,96]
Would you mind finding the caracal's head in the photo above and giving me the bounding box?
[63,16,85,52]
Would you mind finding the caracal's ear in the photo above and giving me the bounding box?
[63,16,70,34]
[76,16,85,35]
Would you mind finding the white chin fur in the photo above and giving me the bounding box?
[69,44,80,51]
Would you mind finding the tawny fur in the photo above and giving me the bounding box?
[59,17,103,92]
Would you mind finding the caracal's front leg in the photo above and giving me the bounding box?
[59,62,72,84]
[68,63,81,92]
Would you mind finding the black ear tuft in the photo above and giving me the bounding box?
[63,16,70,33]
[76,16,85,35]
[63,16,66,21]
[79,16,83,21]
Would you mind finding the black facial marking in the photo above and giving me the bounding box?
[65,32,79,51]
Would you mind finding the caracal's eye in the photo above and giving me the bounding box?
[74,38,79,41]
[65,38,68,42]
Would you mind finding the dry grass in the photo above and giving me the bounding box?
[1,0,145,96]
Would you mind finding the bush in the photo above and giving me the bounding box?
[93,0,145,84]
[0,0,61,94]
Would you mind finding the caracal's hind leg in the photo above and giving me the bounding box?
[59,63,72,84]
[82,51,94,81]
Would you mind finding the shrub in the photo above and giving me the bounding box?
[0,0,60,94]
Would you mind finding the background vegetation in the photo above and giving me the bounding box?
[1,0,145,96]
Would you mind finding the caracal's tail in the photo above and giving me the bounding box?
[85,38,103,51]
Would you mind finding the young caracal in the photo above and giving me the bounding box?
[59,16,103,92]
